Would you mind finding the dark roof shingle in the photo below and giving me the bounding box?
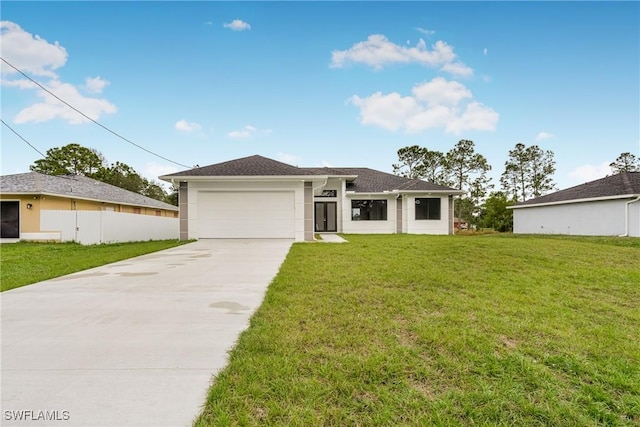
[163,155,317,177]
[515,172,640,206]
[162,155,461,193]
[305,167,460,193]
[1,172,178,210]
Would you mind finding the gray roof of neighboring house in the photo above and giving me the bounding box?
[514,172,640,207]
[1,172,178,211]
[163,155,317,177]
[162,155,462,194]
[305,167,460,193]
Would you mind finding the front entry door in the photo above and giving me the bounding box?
[315,202,337,232]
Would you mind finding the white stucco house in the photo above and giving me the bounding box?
[510,172,640,237]
[160,155,464,241]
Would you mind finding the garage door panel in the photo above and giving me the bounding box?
[197,192,295,238]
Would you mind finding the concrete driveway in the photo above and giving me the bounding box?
[1,239,293,427]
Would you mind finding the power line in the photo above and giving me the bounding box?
[1,118,47,158]
[1,56,192,169]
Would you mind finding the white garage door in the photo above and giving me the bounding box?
[197,192,295,238]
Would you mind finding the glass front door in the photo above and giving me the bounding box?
[315,202,337,232]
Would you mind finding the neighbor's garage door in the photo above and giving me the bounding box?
[197,192,295,238]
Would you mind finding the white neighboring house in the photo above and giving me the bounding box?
[509,172,640,237]
[160,155,464,241]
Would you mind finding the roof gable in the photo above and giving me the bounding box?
[1,172,178,210]
[515,172,640,207]
[163,155,317,177]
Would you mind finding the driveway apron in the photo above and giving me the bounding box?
[1,239,293,427]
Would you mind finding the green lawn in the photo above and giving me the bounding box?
[196,234,640,426]
[1,240,188,292]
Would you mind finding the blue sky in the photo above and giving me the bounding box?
[2,1,638,191]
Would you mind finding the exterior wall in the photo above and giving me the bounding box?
[304,182,314,241]
[41,210,178,244]
[513,199,629,236]
[186,180,306,241]
[403,195,451,235]
[179,182,189,240]
[630,201,640,237]
[1,195,40,233]
[342,195,397,234]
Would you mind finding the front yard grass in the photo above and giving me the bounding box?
[196,234,640,426]
[0,240,188,291]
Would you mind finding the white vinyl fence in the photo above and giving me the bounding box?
[41,210,179,245]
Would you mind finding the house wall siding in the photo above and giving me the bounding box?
[513,199,628,236]
[1,195,39,233]
[629,201,640,237]
[342,195,397,234]
[404,195,450,235]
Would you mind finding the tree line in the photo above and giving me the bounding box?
[30,143,178,205]
[393,141,639,232]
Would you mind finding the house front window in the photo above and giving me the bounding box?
[351,200,387,221]
[415,198,441,220]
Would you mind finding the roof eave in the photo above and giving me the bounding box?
[160,174,323,182]
[508,193,640,209]
[345,189,464,196]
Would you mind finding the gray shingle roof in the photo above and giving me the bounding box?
[163,155,317,177]
[162,155,462,193]
[305,167,461,193]
[1,172,178,211]
[515,172,640,207]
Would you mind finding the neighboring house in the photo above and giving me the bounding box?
[454,218,468,230]
[160,155,464,242]
[0,172,179,244]
[509,172,640,237]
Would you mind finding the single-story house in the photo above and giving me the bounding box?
[159,155,464,241]
[1,172,179,244]
[509,172,640,237]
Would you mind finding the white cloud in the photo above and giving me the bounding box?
[175,119,202,132]
[330,34,472,76]
[145,163,179,180]
[2,21,117,125]
[14,79,117,124]
[84,76,109,94]
[416,27,435,36]
[276,152,301,165]
[536,132,555,141]
[348,77,498,134]
[1,78,37,89]
[223,19,251,31]
[0,21,67,78]
[483,48,488,56]
[411,77,471,107]
[568,162,610,183]
[227,125,257,139]
[204,21,213,26]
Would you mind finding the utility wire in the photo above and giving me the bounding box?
[1,118,47,158]
[1,56,192,169]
